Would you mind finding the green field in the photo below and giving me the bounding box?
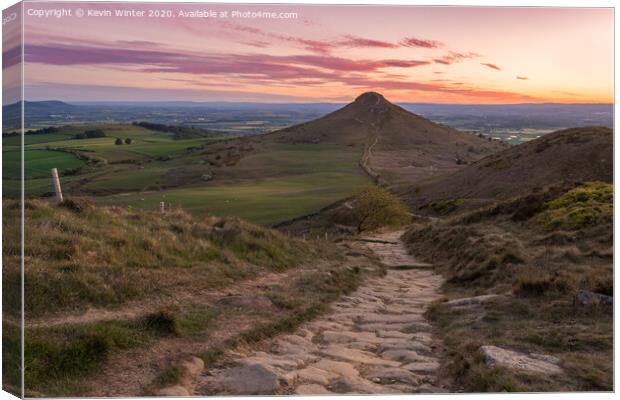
[99,172,368,225]
[3,150,86,179]
[4,124,370,225]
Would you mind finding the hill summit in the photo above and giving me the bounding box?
[270,92,505,185]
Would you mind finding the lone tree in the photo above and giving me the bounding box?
[115,138,123,145]
[125,138,133,144]
[352,186,410,233]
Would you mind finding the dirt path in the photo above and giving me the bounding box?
[194,231,446,395]
[79,270,298,397]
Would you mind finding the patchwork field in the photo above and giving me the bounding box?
[3,123,370,225]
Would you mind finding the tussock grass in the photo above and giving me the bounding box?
[23,317,174,396]
[3,198,314,316]
[408,184,612,392]
[425,198,465,215]
[535,182,612,230]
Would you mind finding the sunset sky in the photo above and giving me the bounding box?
[4,3,614,104]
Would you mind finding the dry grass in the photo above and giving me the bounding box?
[3,198,385,396]
[3,198,317,317]
[406,183,613,392]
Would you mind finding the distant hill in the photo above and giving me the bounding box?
[398,126,613,212]
[267,92,506,186]
[2,101,77,131]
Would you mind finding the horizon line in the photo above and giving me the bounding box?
[8,99,615,107]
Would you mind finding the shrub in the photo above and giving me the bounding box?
[535,182,613,230]
[427,198,465,215]
[142,310,179,336]
[114,138,123,145]
[75,130,106,139]
[351,186,410,233]
[124,138,132,144]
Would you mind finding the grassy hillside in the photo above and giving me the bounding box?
[3,122,371,225]
[3,198,382,396]
[268,92,505,186]
[403,182,613,391]
[400,127,612,214]
[4,198,315,317]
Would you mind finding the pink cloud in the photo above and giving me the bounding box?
[400,37,443,48]
[337,35,398,49]
[481,62,501,71]
[434,51,480,65]
[516,76,528,80]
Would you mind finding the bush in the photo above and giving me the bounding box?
[124,138,132,144]
[142,310,179,336]
[114,138,123,145]
[427,198,465,215]
[352,186,410,233]
[75,130,106,139]
[535,182,613,230]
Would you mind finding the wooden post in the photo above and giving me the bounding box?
[51,168,63,203]
[160,201,165,214]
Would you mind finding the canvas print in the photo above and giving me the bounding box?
[1,1,614,397]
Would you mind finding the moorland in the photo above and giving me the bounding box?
[2,92,613,396]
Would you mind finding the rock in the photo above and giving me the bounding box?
[310,359,361,381]
[320,330,378,344]
[574,290,613,306]
[402,361,440,374]
[240,352,303,370]
[445,294,501,308]
[377,341,432,355]
[219,364,280,394]
[295,384,332,395]
[359,314,423,325]
[201,173,213,181]
[381,349,435,364]
[319,346,400,367]
[155,385,191,396]
[295,366,334,386]
[416,383,446,393]
[363,366,420,385]
[376,330,414,339]
[179,356,205,378]
[401,322,433,333]
[479,345,563,375]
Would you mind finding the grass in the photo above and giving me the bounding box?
[23,314,183,396]
[3,198,315,317]
[7,123,370,226]
[427,296,612,392]
[228,264,372,347]
[535,182,613,230]
[425,198,465,215]
[406,184,613,392]
[97,172,369,225]
[3,149,86,179]
[10,207,382,396]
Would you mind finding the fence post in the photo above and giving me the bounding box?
[51,168,63,203]
[160,201,165,214]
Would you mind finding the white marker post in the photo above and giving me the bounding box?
[51,168,63,203]
[160,201,165,214]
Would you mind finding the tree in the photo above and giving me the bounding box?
[115,138,123,145]
[125,138,133,144]
[352,186,410,233]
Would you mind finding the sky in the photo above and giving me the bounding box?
[3,3,614,104]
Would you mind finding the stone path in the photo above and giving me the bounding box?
[194,231,446,395]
